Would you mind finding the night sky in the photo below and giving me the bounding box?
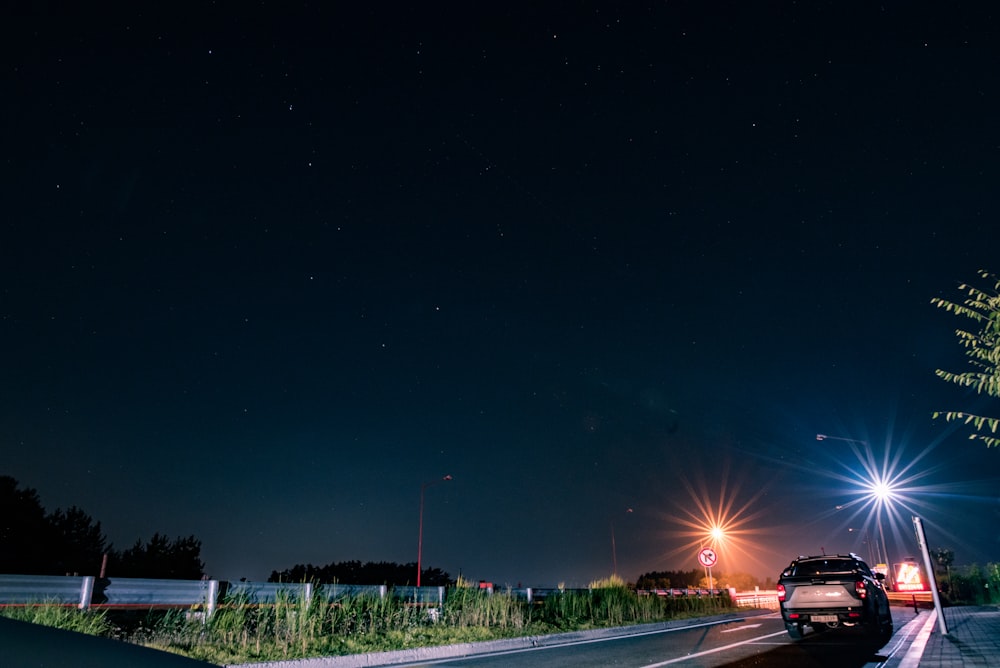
[5,3,1000,588]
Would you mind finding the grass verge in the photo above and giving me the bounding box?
[1,584,738,665]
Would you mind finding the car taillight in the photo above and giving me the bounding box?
[855,580,867,599]
[777,584,786,602]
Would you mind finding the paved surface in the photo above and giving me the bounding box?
[911,605,1000,667]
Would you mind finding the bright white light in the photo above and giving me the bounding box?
[870,479,895,503]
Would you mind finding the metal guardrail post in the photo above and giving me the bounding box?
[79,576,94,610]
[206,580,219,619]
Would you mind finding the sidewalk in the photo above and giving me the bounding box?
[896,605,1000,667]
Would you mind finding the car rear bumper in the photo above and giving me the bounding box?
[783,609,867,624]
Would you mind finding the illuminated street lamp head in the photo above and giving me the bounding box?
[869,478,894,503]
[710,526,724,542]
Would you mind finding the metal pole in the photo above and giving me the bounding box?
[913,516,948,635]
[611,520,617,574]
[610,508,632,576]
[417,483,426,587]
[417,475,452,588]
[877,508,891,586]
[819,434,892,576]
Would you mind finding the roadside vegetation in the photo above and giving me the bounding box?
[935,561,1000,606]
[0,578,738,665]
[931,268,1000,448]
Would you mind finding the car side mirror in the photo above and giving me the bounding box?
[875,572,886,581]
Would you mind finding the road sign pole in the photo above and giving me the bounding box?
[913,516,948,634]
[698,547,718,593]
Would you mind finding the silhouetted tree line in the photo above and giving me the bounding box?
[0,476,204,579]
[635,569,772,590]
[269,560,451,586]
[635,569,713,589]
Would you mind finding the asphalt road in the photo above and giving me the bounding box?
[386,612,911,668]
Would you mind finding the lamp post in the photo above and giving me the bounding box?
[846,525,877,567]
[817,434,891,576]
[417,474,452,587]
[610,508,634,575]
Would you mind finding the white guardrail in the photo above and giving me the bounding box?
[0,574,402,616]
[0,574,775,616]
[731,590,780,609]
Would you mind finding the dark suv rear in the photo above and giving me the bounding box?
[777,553,893,643]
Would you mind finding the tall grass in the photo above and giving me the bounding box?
[540,580,734,631]
[0,603,113,636]
[158,588,439,664]
[442,586,530,630]
[2,580,739,665]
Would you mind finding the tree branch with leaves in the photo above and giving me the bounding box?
[931,269,1000,447]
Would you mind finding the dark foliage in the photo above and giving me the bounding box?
[0,476,107,575]
[106,533,205,579]
[634,569,705,590]
[47,506,108,576]
[0,476,56,574]
[268,559,451,586]
[0,476,203,579]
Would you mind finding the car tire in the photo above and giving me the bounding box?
[785,622,804,640]
[865,615,892,647]
[880,618,894,643]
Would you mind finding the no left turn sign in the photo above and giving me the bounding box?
[698,547,718,568]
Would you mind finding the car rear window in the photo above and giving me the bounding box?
[790,559,863,576]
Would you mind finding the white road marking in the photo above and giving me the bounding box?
[638,630,789,667]
[720,623,762,632]
[897,609,937,668]
[405,618,754,665]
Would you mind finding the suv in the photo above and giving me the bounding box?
[777,554,893,643]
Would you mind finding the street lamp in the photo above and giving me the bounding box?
[610,508,633,575]
[416,474,452,587]
[846,525,877,567]
[816,434,891,575]
[816,434,866,446]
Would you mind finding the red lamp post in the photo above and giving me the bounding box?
[417,474,452,587]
